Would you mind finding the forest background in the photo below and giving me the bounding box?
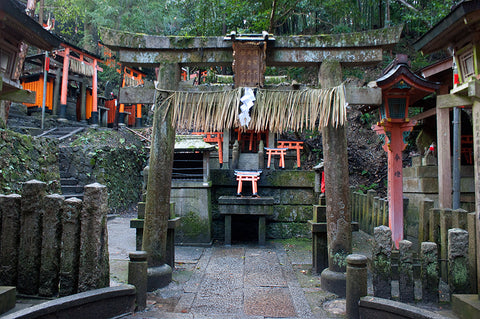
[39,0,455,77]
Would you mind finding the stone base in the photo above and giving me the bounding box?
[321,268,346,297]
[147,264,172,292]
[452,294,480,319]
[0,286,16,315]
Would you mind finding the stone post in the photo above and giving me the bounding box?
[0,194,21,286]
[346,254,368,319]
[143,62,178,290]
[467,212,477,293]
[421,242,439,303]
[452,208,468,229]
[128,251,148,311]
[39,194,64,297]
[419,199,434,243]
[440,208,452,280]
[311,204,328,274]
[258,140,264,169]
[372,225,392,299]
[59,197,82,296]
[429,208,441,244]
[319,60,351,297]
[448,228,470,295]
[373,196,379,229]
[232,140,240,170]
[78,183,110,292]
[18,180,46,295]
[399,239,414,303]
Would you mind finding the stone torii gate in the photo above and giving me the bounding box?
[102,26,402,292]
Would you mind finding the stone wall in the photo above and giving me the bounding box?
[59,145,147,210]
[210,169,316,240]
[0,128,60,194]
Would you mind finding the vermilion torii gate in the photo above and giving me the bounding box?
[102,26,402,294]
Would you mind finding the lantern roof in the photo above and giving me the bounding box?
[376,55,440,95]
[361,54,440,113]
[413,0,480,54]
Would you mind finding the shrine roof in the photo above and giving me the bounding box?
[0,0,61,51]
[414,0,480,54]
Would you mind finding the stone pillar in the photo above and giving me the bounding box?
[399,239,414,303]
[372,225,392,299]
[222,128,230,169]
[467,212,477,293]
[319,60,351,297]
[39,194,64,297]
[311,204,328,274]
[421,242,439,303]
[78,183,110,292]
[473,99,480,294]
[258,140,264,169]
[448,228,470,295]
[419,199,434,243]
[440,208,453,280]
[17,180,46,295]
[128,251,148,311]
[429,208,441,244]
[59,197,82,296]
[143,62,178,290]
[0,194,21,286]
[231,140,239,170]
[346,254,368,319]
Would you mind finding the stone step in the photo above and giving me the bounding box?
[60,177,79,186]
[0,286,16,315]
[61,185,84,194]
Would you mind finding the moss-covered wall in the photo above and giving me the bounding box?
[61,129,148,211]
[0,128,60,194]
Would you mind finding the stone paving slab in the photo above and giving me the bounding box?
[244,287,296,317]
[244,248,287,287]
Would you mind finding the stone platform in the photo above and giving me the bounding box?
[218,196,274,245]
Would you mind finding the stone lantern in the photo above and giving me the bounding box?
[371,54,439,247]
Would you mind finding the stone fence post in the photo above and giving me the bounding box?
[78,183,110,292]
[18,180,46,295]
[421,242,439,303]
[399,240,414,302]
[418,199,434,243]
[0,194,21,286]
[346,254,368,319]
[128,251,148,311]
[372,225,392,299]
[448,228,470,295]
[59,197,82,296]
[39,194,64,297]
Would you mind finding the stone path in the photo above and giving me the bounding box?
[109,216,341,318]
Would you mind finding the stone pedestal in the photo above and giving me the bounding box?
[218,196,273,246]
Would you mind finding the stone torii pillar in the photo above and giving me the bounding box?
[318,60,351,297]
[142,62,178,290]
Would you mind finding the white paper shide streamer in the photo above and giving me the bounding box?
[238,87,255,127]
